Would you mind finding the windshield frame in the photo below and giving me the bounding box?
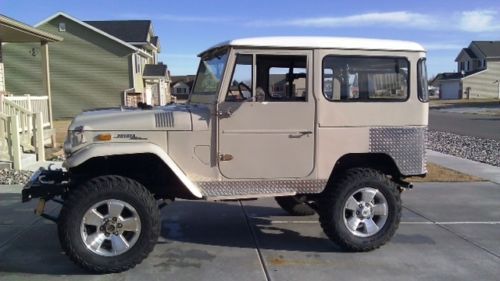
[189,49,229,103]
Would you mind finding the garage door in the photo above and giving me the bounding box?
[440,81,460,99]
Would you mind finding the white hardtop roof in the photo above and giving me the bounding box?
[201,36,425,55]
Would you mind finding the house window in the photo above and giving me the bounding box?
[58,22,66,32]
[135,54,142,73]
[459,61,465,71]
[176,87,187,94]
[466,61,470,71]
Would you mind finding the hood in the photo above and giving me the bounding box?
[68,104,211,131]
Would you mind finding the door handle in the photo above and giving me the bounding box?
[289,131,313,138]
[217,109,232,118]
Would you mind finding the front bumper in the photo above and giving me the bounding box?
[22,167,69,202]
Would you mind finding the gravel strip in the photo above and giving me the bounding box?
[428,130,500,167]
[0,168,33,185]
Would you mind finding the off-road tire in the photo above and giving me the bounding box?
[275,195,316,216]
[318,168,401,251]
[58,175,160,273]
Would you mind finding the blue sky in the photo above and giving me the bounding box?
[2,0,500,76]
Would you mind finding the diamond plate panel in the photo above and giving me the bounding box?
[197,179,328,198]
[369,127,427,175]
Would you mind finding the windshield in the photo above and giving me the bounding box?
[191,51,229,97]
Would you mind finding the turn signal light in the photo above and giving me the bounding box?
[96,134,112,141]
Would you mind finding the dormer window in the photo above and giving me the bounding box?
[58,22,66,32]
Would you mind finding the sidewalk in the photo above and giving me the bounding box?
[427,150,500,184]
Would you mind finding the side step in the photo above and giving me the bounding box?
[207,192,296,201]
[198,179,327,200]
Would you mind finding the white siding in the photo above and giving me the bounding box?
[462,61,500,99]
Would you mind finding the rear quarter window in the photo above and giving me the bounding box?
[322,56,410,102]
[417,58,429,102]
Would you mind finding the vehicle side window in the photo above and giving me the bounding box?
[417,58,429,102]
[256,55,307,102]
[226,54,253,102]
[323,56,409,102]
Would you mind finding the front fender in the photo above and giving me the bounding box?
[63,142,203,198]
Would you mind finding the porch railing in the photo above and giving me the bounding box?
[0,94,48,169]
[0,112,45,169]
[4,95,50,127]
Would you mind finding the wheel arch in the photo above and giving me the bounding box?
[328,153,402,184]
[64,143,203,199]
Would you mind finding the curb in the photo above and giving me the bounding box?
[427,150,500,185]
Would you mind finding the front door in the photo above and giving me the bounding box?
[218,50,315,179]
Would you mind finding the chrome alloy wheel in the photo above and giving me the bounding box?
[80,199,141,256]
[342,187,388,237]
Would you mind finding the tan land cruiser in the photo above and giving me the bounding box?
[22,36,429,273]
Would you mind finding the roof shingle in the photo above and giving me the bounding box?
[84,20,150,43]
[472,41,500,58]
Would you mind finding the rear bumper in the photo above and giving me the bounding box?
[22,167,69,202]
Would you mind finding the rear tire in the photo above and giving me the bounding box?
[275,195,316,216]
[318,168,401,251]
[58,175,160,273]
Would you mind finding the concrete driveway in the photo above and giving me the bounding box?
[0,182,499,281]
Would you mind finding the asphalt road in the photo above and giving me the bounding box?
[1,182,499,281]
[429,110,500,140]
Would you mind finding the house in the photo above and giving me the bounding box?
[433,41,500,100]
[3,12,171,118]
[170,75,195,101]
[1,14,62,169]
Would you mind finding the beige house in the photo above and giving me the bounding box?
[434,41,500,99]
[171,75,195,101]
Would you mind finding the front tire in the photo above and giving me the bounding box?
[58,175,160,273]
[318,168,401,251]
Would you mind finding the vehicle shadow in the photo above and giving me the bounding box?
[0,198,337,275]
[0,198,433,275]
[158,200,341,253]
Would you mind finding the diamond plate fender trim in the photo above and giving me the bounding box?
[197,179,328,198]
[369,126,427,175]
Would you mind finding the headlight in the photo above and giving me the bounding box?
[64,126,86,154]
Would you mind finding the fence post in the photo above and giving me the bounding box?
[25,94,32,112]
[33,113,45,162]
[0,92,4,113]
[9,115,22,170]
[0,117,6,161]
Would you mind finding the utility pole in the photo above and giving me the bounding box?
[494,80,500,102]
